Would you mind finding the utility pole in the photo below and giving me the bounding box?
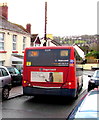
[43,1,47,46]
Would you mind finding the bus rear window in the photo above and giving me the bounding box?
[26,49,70,66]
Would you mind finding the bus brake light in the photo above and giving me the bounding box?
[23,80,32,87]
[23,81,27,84]
[68,82,72,85]
[62,82,72,88]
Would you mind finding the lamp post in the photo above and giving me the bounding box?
[43,1,47,46]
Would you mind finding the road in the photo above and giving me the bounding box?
[1,71,93,119]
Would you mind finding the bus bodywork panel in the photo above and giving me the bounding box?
[23,86,77,97]
[23,66,77,89]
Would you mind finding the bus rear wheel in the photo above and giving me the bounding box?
[73,88,79,100]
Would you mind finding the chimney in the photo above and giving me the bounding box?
[0,3,8,20]
[26,24,31,33]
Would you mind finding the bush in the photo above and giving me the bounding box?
[86,51,99,59]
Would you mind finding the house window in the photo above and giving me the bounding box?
[35,44,40,47]
[13,35,17,50]
[23,37,26,50]
[0,33,4,50]
[0,61,4,66]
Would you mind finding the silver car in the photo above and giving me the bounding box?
[0,66,12,100]
[88,70,99,91]
[67,88,99,119]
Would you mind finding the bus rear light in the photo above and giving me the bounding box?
[69,63,74,67]
[23,80,27,84]
[68,82,72,85]
[62,82,72,88]
[23,80,32,86]
[65,82,72,86]
[28,84,31,86]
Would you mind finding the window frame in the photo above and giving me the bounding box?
[1,68,9,76]
[0,32,5,50]
[23,36,26,50]
[12,35,17,50]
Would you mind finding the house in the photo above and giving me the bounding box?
[31,34,41,47]
[31,34,61,47]
[0,3,31,70]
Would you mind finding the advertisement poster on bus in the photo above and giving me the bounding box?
[31,72,63,83]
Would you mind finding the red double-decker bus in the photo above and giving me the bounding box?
[23,46,83,98]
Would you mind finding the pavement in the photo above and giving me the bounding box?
[79,63,99,70]
[9,86,23,99]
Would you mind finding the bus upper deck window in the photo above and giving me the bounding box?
[28,51,39,57]
[60,50,69,56]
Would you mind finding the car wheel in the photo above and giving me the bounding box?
[2,87,9,100]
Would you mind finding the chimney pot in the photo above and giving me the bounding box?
[0,3,8,20]
[26,24,31,33]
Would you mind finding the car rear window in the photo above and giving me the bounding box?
[0,68,9,76]
[7,67,20,74]
[93,71,99,78]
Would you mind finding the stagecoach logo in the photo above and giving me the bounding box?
[39,68,56,71]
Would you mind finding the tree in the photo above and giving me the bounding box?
[86,51,99,59]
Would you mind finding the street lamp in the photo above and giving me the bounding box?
[43,1,47,46]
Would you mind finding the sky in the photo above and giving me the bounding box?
[0,0,98,37]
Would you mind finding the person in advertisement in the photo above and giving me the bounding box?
[49,72,53,82]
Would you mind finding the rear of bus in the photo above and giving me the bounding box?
[23,46,78,98]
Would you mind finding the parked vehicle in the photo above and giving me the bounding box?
[88,70,99,91]
[67,88,99,119]
[0,66,12,100]
[6,66,22,86]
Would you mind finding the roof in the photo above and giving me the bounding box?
[0,16,30,35]
[31,35,62,46]
[25,46,74,50]
[51,39,62,46]
[31,34,41,44]
[31,34,38,42]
